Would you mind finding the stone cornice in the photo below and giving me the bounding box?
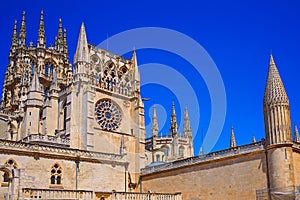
[0,139,128,166]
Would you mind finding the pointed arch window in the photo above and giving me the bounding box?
[50,163,63,187]
[45,63,49,77]
[3,173,9,183]
[31,62,35,74]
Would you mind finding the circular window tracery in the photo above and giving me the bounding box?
[95,99,122,131]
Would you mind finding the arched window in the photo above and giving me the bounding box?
[3,172,9,182]
[50,163,62,185]
[50,176,55,184]
[2,159,17,186]
[156,154,160,162]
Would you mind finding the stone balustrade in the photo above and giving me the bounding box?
[22,134,70,147]
[141,141,264,174]
[111,192,182,200]
[21,189,181,200]
[22,188,94,200]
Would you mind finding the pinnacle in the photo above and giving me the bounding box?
[152,105,159,135]
[230,126,236,148]
[132,49,140,81]
[294,123,300,143]
[170,102,178,137]
[29,71,41,92]
[74,22,89,63]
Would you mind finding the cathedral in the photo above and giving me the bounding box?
[0,11,300,200]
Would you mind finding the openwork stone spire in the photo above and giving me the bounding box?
[152,105,158,137]
[10,20,18,51]
[74,22,89,63]
[170,102,178,137]
[230,126,236,148]
[19,11,26,46]
[37,10,46,48]
[55,18,63,52]
[63,28,68,59]
[263,54,292,145]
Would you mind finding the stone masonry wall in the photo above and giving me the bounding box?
[141,151,267,200]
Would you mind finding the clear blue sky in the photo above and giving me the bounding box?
[1,0,300,154]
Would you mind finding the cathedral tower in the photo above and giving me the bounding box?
[263,54,295,191]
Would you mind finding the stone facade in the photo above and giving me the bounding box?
[0,11,299,200]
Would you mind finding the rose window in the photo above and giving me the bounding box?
[95,99,122,130]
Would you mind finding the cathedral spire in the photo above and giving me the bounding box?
[170,102,178,137]
[37,10,46,48]
[63,28,68,59]
[263,54,292,145]
[19,11,26,46]
[230,126,236,148]
[55,18,63,52]
[74,22,89,63]
[294,123,300,143]
[183,106,192,138]
[152,105,159,138]
[10,20,18,53]
[132,49,140,82]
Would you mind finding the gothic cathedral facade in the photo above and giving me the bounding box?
[1,11,300,200]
